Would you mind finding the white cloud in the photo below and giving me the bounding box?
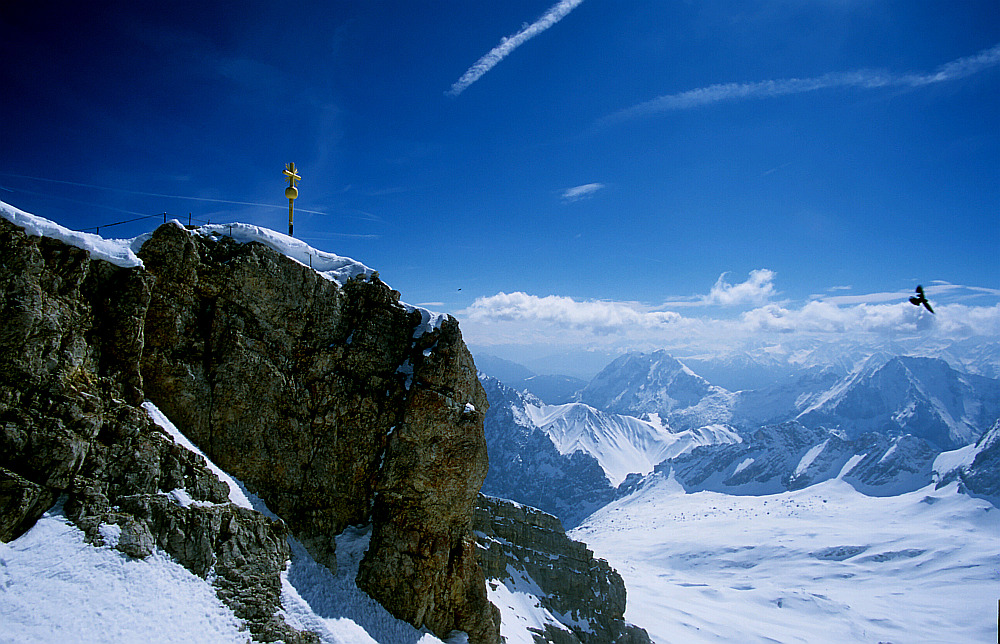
[457,281,1000,357]
[704,269,777,307]
[604,42,1000,122]
[447,0,586,97]
[464,291,681,334]
[561,183,605,201]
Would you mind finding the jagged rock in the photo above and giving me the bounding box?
[474,495,651,644]
[136,223,498,643]
[0,218,315,643]
[0,467,57,542]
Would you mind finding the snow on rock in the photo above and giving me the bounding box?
[406,305,449,339]
[0,202,448,340]
[146,402,451,644]
[485,566,572,644]
[184,222,448,338]
[143,401,253,509]
[187,221,374,285]
[0,501,246,644]
[793,439,828,478]
[1,199,143,268]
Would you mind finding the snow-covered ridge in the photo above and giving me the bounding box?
[0,201,447,336]
[175,221,375,286]
[1,199,144,268]
[524,400,741,485]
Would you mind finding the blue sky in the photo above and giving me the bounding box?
[2,1,998,376]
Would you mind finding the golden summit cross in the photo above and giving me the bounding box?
[283,162,300,236]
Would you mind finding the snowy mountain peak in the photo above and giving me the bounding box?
[578,350,733,429]
[796,354,1000,449]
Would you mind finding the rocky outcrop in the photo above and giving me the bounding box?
[0,217,500,643]
[0,218,313,642]
[137,222,498,643]
[474,495,651,644]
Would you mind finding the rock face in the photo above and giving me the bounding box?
[0,218,500,644]
[936,419,1000,505]
[474,495,651,644]
[137,223,498,643]
[0,218,313,642]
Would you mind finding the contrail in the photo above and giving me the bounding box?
[447,0,586,97]
[603,42,1000,123]
[0,172,330,215]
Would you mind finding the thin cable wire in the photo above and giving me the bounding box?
[0,172,330,215]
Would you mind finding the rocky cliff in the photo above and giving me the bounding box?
[0,216,499,643]
[0,218,313,642]
[474,495,651,644]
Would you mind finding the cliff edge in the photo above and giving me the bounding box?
[0,214,499,643]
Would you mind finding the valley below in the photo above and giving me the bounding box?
[572,476,999,643]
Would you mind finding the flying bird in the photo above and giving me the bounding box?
[909,285,934,313]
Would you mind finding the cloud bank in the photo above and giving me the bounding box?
[459,276,1000,355]
[605,42,1000,122]
[447,0,586,97]
[465,291,681,334]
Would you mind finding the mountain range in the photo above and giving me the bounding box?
[478,346,1000,519]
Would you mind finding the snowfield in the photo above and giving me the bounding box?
[571,474,1000,643]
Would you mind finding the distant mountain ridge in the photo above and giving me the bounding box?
[654,421,942,497]
[476,346,1000,518]
[474,354,587,404]
[479,375,616,529]
[795,354,1000,449]
[578,350,735,430]
[524,402,740,486]
[579,349,1000,451]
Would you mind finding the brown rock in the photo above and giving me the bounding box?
[136,223,499,643]
[475,495,651,644]
[0,218,316,643]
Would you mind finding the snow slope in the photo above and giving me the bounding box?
[524,402,740,485]
[0,402,461,644]
[0,500,247,644]
[572,476,1000,644]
